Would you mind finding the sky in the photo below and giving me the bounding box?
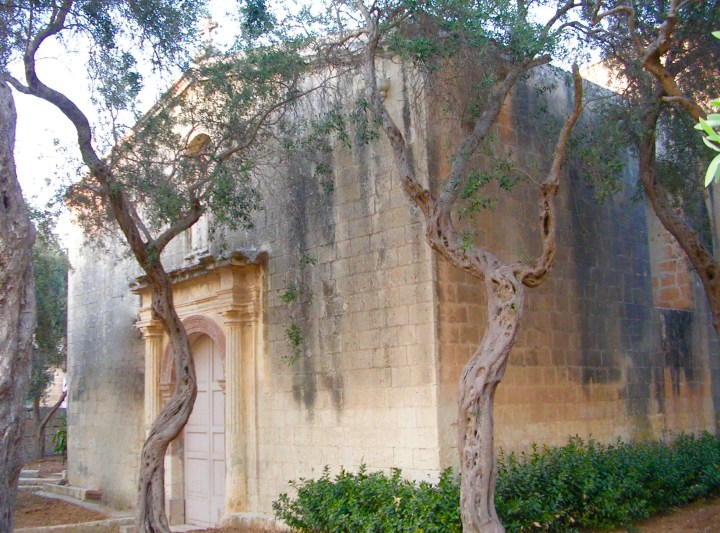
[12,0,240,235]
[10,0,592,240]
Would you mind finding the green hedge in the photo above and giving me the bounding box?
[273,432,720,532]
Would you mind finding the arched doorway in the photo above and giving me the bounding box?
[184,334,226,526]
[135,257,263,524]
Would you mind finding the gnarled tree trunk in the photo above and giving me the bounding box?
[354,9,583,525]
[639,109,720,335]
[134,275,197,533]
[459,272,523,533]
[5,11,202,525]
[0,80,36,531]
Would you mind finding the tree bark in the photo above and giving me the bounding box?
[3,9,202,527]
[0,80,36,532]
[34,389,67,460]
[459,272,523,533]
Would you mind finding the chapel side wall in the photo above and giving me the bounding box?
[202,60,442,514]
[66,227,145,509]
[434,75,718,468]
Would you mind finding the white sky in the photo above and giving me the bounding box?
[11,0,591,240]
[13,1,240,227]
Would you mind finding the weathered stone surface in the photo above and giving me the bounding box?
[66,63,720,523]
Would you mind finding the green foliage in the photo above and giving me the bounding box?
[1,1,205,73]
[567,98,638,204]
[280,252,316,364]
[298,253,317,268]
[274,433,720,532]
[283,322,305,365]
[350,98,381,145]
[386,0,570,68]
[52,413,68,459]
[240,0,276,41]
[696,32,720,186]
[585,1,720,195]
[280,283,301,303]
[497,432,720,532]
[273,465,461,532]
[28,215,69,405]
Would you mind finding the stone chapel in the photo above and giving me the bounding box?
[65,60,720,528]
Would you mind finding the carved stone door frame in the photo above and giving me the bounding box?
[134,253,262,525]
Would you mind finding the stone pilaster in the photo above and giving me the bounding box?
[223,310,248,512]
[140,322,164,435]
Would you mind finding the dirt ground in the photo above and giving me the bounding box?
[14,491,109,529]
[13,494,720,531]
[22,456,66,479]
[14,456,108,529]
[14,457,720,531]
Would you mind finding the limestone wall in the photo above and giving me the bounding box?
[66,226,145,509]
[221,61,442,512]
[65,58,720,519]
[433,71,720,468]
[66,60,443,514]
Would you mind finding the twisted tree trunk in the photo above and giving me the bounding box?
[639,109,720,335]
[459,272,523,533]
[4,9,203,526]
[0,80,36,532]
[134,275,197,533]
[354,10,583,525]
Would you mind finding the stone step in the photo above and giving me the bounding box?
[20,469,39,478]
[41,483,102,501]
[17,485,42,492]
[19,477,65,485]
[120,525,205,533]
[16,516,134,533]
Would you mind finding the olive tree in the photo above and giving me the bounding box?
[316,1,585,531]
[1,1,310,530]
[579,0,720,335]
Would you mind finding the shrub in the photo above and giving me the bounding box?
[52,413,67,462]
[273,465,461,532]
[274,432,720,532]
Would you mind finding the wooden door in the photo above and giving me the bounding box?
[184,335,226,526]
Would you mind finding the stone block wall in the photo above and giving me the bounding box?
[66,227,145,510]
[433,72,719,468]
[21,406,66,461]
[65,58,720,519]
[228,62,443,511]
[647,212,694,310]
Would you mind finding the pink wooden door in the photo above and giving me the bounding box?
[184,335,226,526]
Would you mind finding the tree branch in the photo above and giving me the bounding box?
[641,0,706,121]
[519,65,584,287]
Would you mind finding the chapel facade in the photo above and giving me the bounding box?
[66,62,720,528]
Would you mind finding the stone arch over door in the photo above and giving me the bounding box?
[133,255,263,526]
[159,315,227,399]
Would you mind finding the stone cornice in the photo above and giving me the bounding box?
[130,250,267,293]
